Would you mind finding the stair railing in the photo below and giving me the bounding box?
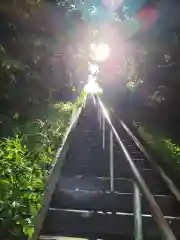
[110,108,180,203]
[95,95,177,240]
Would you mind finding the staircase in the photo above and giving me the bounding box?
[37,96,180,240]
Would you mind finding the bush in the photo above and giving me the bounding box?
[134,121,180,176]
[0,102,73,239]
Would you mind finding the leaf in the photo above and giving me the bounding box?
[47,146,52,153]
[72,86,76,92]
[27,227,34,238]
[14,112,19,120]
[0,179,10,187]
[23,225,34,238]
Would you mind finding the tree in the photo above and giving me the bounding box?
[0,0,73,131]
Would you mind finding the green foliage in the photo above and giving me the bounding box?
[0,136,41,239]
[0,2,81,237]
[0,102,73,239]
[164,139,180,166]
[0,0,74,125]
[75,90,87,107]
[134,121,180,175]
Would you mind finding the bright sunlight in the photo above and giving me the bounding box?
[84,76,103,94]
[90,43,110,62]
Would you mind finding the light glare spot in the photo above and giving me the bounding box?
[84,79,102,94]
[90,43,110,62]
[102,0,124,11]
[88,63,99,75]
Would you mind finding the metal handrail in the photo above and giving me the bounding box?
[96,95,177,240]
[114,113,180,203]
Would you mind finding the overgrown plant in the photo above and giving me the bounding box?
[0,102,73,239]
[134,122,180,177]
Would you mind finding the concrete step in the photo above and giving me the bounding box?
[64,149,108,167]
[67,146,105,156]
[41,209,134,237]
[114,140,140,151]
[61,164,165,183]
[61,165,154,178]
[114,148,145,160]
[65,155,152,171]
[51,189,180,217]
[64,157,109,167]
[61,165,109,177]
[72,125,101,138]
[70,137,102,148]
[72,129,101,139]
[41,209,180,239]
[66,145,152,171]
[39,235,133,240]
[57,175,170,195]
[133,159,152,169]
[57,176,133,193]
[76,118,100,129]
[51,190,133,213]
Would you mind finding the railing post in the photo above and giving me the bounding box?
[97,102,99,119]
[99,110,102,130]
[134,182,143,240]
[110,130,114,191]
[98,104,102,130]
[92,94,96,105]
[102,114,105,149]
